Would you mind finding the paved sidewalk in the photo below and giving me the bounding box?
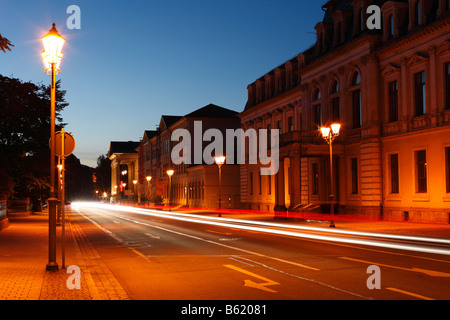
[0,208,129,300]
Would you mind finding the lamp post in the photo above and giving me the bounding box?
[146,176,152,201]
[214,156,226,217]
[320,123,341,228]
[133,180,138,204]
[166,170,174,211]
[42,23,65,271]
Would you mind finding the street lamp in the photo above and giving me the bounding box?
[166,170,174,211]
[133,180,138,204]
[320,123,341,228]
[42,23,65,271]
[146,176,152,200]
[215,156,226,217]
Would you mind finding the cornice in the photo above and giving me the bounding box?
[375,16,450,58]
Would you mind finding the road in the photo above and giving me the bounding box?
[71,202,450,301]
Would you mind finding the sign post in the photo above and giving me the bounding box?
[50,130,75,269]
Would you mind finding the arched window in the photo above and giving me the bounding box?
[351,71,362,128]
[331,80,339,94]
[331,80,340,122]
[352,71,361,86]
[313,88,321,100]
[312,87,322,128]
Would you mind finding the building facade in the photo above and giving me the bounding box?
[240,0,450,223]
[136,104,242,209]
[108,141,140,202]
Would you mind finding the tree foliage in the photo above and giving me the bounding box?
[0,34,14,53]
[0,74,69,200]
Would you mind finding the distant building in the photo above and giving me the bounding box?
[239,0,450,223]
[108,141,140,202]
[137,104,241,208]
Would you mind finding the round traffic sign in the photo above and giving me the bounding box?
[49,131,75,157]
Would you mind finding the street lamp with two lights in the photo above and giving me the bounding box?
[320,123,341,228]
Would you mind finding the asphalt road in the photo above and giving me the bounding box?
[71,203,450,301]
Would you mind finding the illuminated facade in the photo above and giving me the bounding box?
[137,104,241,208]
[239,0,450,223]
[108,141,140,202]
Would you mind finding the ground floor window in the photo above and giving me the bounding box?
[446,147,450,193]
[415,150,427,193]
[389,154,399,194]
[351,157,358,194]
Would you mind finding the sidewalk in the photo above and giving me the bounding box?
[0,208,129,300]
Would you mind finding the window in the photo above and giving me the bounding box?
[388,81,398,122]
[415,1,421,26]
[312,163,319,195]
[446,147,450,193]
[446,63,450,110]
[389,154,399,194]
[351,158,358,194]
[414,71,426,116]
[314,104,322,128]
[312,88,322,128]
[163,139,170,154]
[277,120,282,133]
[388,15,394,39]
[415,150,427,193]
[268,174,272,195]
[259,173,262,195]
[352,90,362,128]
[331,80,340,122]
[288,116,294,132]
[249,172,253,195]
[351,72,362,128]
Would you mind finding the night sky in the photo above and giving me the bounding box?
[1,0,324,167]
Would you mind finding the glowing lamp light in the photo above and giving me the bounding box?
[167,170,174,177]
[331,123,341,135]
[146,176,152,182]
[214,156,226,166]
[41,23,65,74]
[320,127,331,138]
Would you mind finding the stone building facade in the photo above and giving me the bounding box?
[239,0,450,223]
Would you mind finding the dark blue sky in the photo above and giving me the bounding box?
[1,0,325,167]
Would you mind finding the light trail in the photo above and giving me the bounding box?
[73,202,450,256]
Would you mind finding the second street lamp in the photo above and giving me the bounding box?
[42,23,65,271]
[215,156,226,217]
[167,170,174,211]
[320,123,341,228]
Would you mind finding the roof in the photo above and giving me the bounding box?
[161,115,183,129]
[184,104,238,118]
[144,130,158,140]
[108,141,140,157]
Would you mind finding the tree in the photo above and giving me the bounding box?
[0,34,14,53]
[94,154,111,195]
[0,74,69,201]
